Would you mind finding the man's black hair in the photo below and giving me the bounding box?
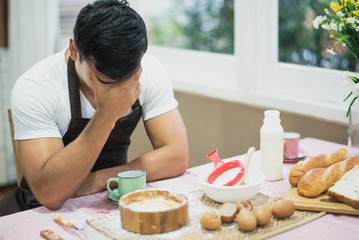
[73,0,148,81]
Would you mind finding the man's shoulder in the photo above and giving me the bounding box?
[140,53,168,84]
[141,53,164,69]
[12,49,68,109]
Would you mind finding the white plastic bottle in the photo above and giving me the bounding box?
[260,110,284,181]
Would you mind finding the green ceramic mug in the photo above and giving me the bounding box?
[107,170,147,199]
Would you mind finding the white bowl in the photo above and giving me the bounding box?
[197,168,265,203]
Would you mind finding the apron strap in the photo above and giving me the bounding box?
[67,57,82,119]
[132,99,140,110]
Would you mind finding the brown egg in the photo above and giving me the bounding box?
[253,205,272,226]
[271,200,296,219]
[236,209,257,231]
[200,212,222,230]
[236,200,253,212]
[219,202,238,223]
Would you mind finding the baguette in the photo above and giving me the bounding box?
[289,148,347,187]
[327,165,359,209]
[297,155,359,197]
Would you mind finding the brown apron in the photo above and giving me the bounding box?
[0,57,142,215]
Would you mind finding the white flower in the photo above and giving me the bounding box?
[343,43,346,46]
[346,17,357,24]
[322,23,330,30]
[313,16,327,29]
[326,48,337,55]
[337,11,345,17]
[330,22,338,31]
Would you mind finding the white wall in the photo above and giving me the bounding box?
[0,48,16,186]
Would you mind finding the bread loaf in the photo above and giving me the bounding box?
[327,165,359,209]
[289,148,347,187]
[297,155,359,197]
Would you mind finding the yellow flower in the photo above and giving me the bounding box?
[330,34,334,38]
[330,2,342,12]
[353,10,359,18]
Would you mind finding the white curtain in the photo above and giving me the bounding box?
[0,0,59,184]
[9,0,59,83]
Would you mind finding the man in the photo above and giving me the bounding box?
[0,0,188,215]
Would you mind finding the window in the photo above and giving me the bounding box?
[144,0,350,123]
[140,0,238,100]
[57,0,351,124]
[255,0,349,124]
[145,0,234,54]
[278,0,358,72]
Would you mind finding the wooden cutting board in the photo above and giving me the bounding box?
[285,187,359,215]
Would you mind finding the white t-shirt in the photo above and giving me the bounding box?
[11,48,178,140]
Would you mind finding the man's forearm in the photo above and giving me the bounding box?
[73,143,188,198]
[27,112,116,209]
[129,146,188,182]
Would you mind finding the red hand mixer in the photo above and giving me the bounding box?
[206,147,255,186]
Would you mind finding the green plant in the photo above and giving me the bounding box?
[313,0,359,116]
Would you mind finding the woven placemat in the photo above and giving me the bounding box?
[87,190,325,240]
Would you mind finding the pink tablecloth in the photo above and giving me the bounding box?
[0,138,358,239]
